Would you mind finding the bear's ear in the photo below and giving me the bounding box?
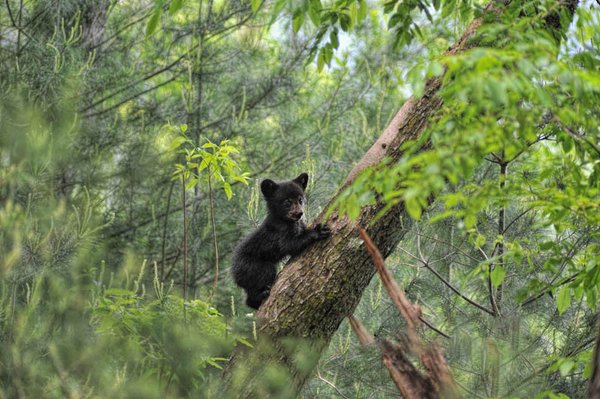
[261,179,278,197]
[293,173,308,190]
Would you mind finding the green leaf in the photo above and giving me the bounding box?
[586,287,597,309]
[475,234,486,247]
[307,8,320,25]
[558,360,575,377]
[251,0,261,13]
[339,13,351,31]
[317,50,325,72]
[488,81,507,106]
[490,266,506,288]
[269,0,287,25]
[405,198,422,220]
[330,29,339,49]
[561,136,573,152]
[357,0,367,22]
[292,9,305,33]
[307,0,322,25]
[232,174,250,184]
[169,0,184,15]
[237,337,254,348]
[443,192,464,207]
[557,285,571,315]
[464,214,476,229]
[539,241,556,251]
[573,283,584,301]
[169,136,188,151]
[223,182,233,200]
[322,44,332,66]
[198,159,209,172]
[347,195,360,220]
[185,177,197,190]
[206,358,223,369]
[429,61,444,77]
[146,8,162,37]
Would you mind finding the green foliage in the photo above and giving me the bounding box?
[92,272,231,386]
[322,2,599,397]
[2,0,398,394]
[277,0,481,70]
[147,6,163,37]
[297,0,370,70]
[171,127,250,199]
[0,97,244,398]
[1,0,597,397]
[146,0,188,37]
[333,1,600,311]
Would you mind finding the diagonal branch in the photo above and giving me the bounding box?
[359,227,422,350]
[84,75,180,118]
[356,229,460,398]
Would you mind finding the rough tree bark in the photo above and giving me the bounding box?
[223,1,579,396]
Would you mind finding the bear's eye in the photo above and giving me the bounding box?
[284,199,292,206]
[298,197,303,205]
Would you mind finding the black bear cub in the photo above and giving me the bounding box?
[232,173,330,309]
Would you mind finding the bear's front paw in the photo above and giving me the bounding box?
[314,223,331,240]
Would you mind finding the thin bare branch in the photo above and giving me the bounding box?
[412,230,495,316]
[181,179,188,300]
[521,273,579,307]
[84,75,180,117]
[425,259,495,316]
[553,115,600,158]
[358,227,421,350]
[160,180,175,280]
[419,316,451,339]
[502,207,533,234]
[356,229,460,398]
[316,371,350,399]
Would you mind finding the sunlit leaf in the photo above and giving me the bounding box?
[251,0,261,13]
[558,360,575,377]
[169,0,184,15]
[490,266,506,288]
[223,182,233,200]
[146,8,162,37]
[292,8,305,33]
[405,198,421,220]
[557,285,571,315]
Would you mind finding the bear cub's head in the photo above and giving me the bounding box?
[261,173,309,222]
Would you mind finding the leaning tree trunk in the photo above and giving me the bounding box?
[223,1,578,396]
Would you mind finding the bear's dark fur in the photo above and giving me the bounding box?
[231,173,330,309]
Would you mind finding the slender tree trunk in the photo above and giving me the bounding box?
[81,0,111,50]
[208,170,219,294]
[182,178,188,301]
[223,1,578,396]
[590,320,600,399]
